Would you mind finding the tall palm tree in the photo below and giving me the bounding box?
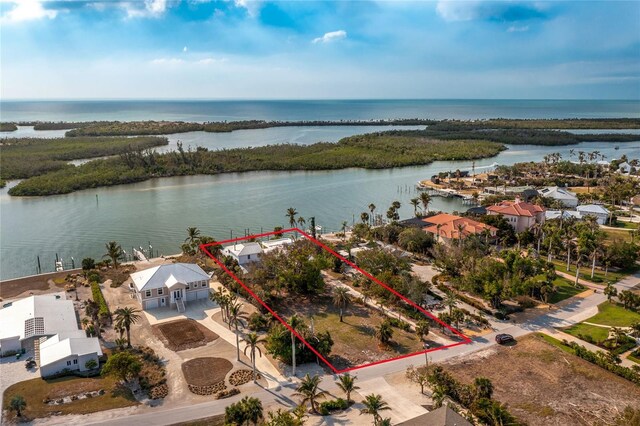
[368,203,376,225]
[293,374,328,414]
[360,212,370,224]
[243,332,265,383]
[185,227,201,245]
[375,321,393,346]
[113,307,141,348]
[360,394,391,426]
[337,373,360,403]
[410,197,420,216]
[289,314,305,376]
[420,192,431,214]
[297,216,306,230]
[415,320,430,341]
[103,241,124,269]
[286,207,298,228]
[332,287,351,322]
[85,299,101,338]
[341,221,348,239]
[228,302,247,361]
[391,200,401,210]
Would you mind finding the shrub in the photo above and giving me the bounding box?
[248,313,270,331]
[386,317,411,331]
[319,398,349,415]
[90,282,110,321]
[87,271,102,284]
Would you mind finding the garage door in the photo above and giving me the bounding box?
[186,291,197,302]
[197,289,210,300]
[145,299,159,309]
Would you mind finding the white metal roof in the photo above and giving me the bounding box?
[545,210,582,221]
[40,335,102,367]
[223,242,263,258]
[576,204,610,215]
[130,263,209,292]
[539,186,578,200]
[0,293,79,341]
[261,238,293,253]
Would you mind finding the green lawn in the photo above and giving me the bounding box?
[547,276,585,304]
[628,354,640,364]
[588,302,640,327]
[603,228,634,244]
[551,259,635,284]
[563,303,640,345]
[535,333,575,355]
[564,323,609,344]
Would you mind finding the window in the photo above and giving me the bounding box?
[186,283,190,290]
[248,255,251,259]
[157,288,164,295]
[67,360,72,366]
[145,290,152,297]
[73,359,78,365]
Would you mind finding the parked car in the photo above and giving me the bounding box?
[495,333,515,344]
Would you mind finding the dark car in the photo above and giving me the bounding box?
[495,333,515,344]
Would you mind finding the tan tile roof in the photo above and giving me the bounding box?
[423,213,497,240]
[486,200,544,217]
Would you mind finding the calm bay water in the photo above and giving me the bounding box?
[1,99,639,280]
[2,141,639,280]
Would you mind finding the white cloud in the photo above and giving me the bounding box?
[507,25,529,32]
[436,1,482,22]
[150,56,227,66]
[0,0,57,23]
[183,46,188,52]
[125,0,168,19]
[312,30,347,44]
[150,58,184,65]
[232,0,262,17]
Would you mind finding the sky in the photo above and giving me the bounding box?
[1,0,639,100]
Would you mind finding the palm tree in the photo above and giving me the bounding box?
[9,395,26,418]
[415,320,430,341]
[243,332,265,383]
[239,396,264,425]
[360,212,370,224]
[113,307,141,348]
[289,314,305,376]
[293,374,328,414]
[341,221,348,239]
[286,207,298,228]
[332,287,351,322]
[473,377,494,399]
[337,373,359,403]
[229,302,247,361]
[410,197,420,216]
[375,320,393,346]
[85,299,101,338]
[297,216,306,230]
[103,241,124,269]
[368,203,376,225]
[360,394,391,426]
[444,291,458,315]
[185,227,201,245]
[420,192,431,214]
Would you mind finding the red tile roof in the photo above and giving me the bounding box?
[486,200,544,217]
[422,214,497,240]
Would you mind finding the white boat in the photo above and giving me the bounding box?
[55,260,64,272]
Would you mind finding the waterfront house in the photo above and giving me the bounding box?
[539,186,578,208]
[222,242,263,267]
[130,263,211,311]
[576,204,610,225]
[261,237,294,254]
[0,293,102,377]
[486,198,545,232]
[422,213,497,244]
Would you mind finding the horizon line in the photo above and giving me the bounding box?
[1,97,640,102]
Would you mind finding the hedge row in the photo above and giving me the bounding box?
[91,282,110,320]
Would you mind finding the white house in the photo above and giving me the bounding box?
[539,186,579,208]
[261,237,294,254]
[618,162,632,175]
[0,294,102,377]
[222,242,263,267]
[486,199,546,232]
[0,293,80,356]
[577,204,610,225]
[39,330,102,377]
[130,263,211,311]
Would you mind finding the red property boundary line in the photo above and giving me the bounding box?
[200,228,471,374]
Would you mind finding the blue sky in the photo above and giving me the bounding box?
[1,0,639,99]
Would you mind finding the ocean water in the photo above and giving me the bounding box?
[1,99,639,122]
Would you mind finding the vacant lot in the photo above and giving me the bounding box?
[153,319,218,351]
[445,334,640,426]
[2,375,137,421]
[0,270,76,299]
[273,292,428,370]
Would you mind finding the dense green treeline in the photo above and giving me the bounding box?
[32,122,94,130]
[381,128,639,146]
[429,118,640,130]
[0,123,18,132]
[0,136,168,180]
[64,119,435,136]
[8,135,504,196]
